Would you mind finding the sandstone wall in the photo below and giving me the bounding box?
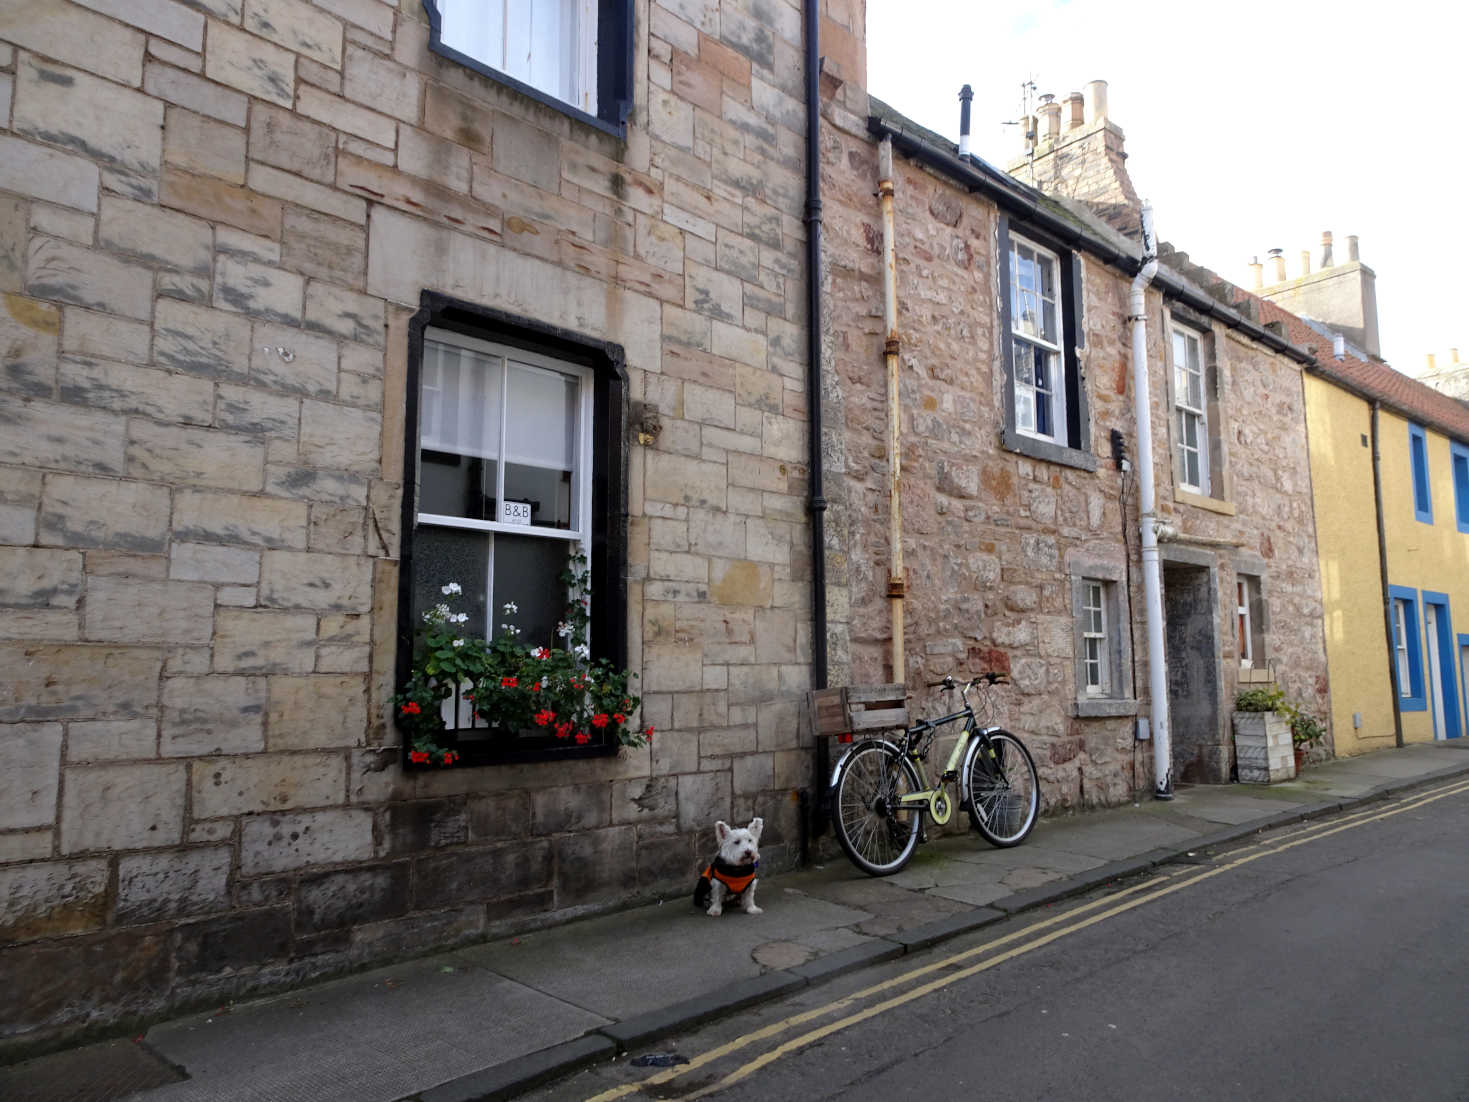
[0,0,829,1050]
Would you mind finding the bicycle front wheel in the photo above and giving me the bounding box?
[830,741,923,876]
[963,730,1039,847]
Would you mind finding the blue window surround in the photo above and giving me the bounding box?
[1409,424,1432,524]
[1451,441,1469,535]
[420,0,635,140]
[1389,585,1426,711]
[1422,592,1462,739]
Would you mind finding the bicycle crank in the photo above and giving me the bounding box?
[927,788,953,825]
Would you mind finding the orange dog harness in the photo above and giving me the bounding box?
[693,857,758,908]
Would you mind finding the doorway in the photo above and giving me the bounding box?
[1422,593,1461,740]
[1163,561,1225,782]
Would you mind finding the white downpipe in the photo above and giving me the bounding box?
[1129,203,1172,799]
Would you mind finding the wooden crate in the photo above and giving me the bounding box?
[809,683,909,739]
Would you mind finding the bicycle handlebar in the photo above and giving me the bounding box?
[923,672,1008,690]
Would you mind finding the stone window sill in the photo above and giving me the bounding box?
[1174,488,1236,516]
[1002,428,1098,473]
[1074,697,1140,718]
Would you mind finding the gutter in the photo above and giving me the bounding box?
[866,115,1317,368]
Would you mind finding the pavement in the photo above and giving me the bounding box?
[6,740,1469,1102]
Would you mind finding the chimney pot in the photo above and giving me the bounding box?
[1427,353,1437,372]
[1269,248,1286,282]
[1038,98,1062,143]
[1320,231,1333,269]
[1084,79,1108,123]
[1066,92,1085,130]
[1249,256,1264,290]
[1347,234,1360,262]
[1300,250,1311,277]
[1453,347,1461,364]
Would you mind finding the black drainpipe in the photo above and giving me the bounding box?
[1371,401,1405,748]
[804,0,829,842]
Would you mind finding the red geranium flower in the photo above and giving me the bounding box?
[591,713,610,729]
[531,682,541,693]
[409,750,430,763]
[442,751,457,765]
[643,725,655,740]
[535,709,556,727]
[554,721,572,740]
[501,676,518,688]
[400,701,421,716]
[613,712,626,724]
[574,731,590,745]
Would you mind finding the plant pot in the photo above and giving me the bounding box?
[1294,746,1307,773]
[1233,710,1294,783]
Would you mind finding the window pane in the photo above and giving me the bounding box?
[1015,387,1035,434]
[1186,366,1203,409]
[492,532,571,651]
[420,453,498,521]
[421,339,501,461]
[412,526,490,642]
[440,0,506,66]
[504,361,578,529]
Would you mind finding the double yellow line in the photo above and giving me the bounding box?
[585,777,1469,1101]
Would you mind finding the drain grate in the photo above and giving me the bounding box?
[0,1037,185,1102]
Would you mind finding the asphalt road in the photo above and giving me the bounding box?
[535,778,1469,1102]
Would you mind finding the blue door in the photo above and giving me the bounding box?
[1422,593,1461,739]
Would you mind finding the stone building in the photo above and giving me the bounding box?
[817,78,1332,799]
[0,0,853,1051]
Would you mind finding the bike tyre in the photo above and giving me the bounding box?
[829,741,924,876]
[963,729,1039,847]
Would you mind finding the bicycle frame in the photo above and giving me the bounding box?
[893,702,992,826]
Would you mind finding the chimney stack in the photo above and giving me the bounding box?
[1066,91,1085,131]
[1320,231,1334,269]
[1249,256,1264,290]
[1259,233,1380,357]
[1269,248,1286,282]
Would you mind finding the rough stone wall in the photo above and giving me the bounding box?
[0,0,819,1050]
[820,102,1331,806]
[821,112,1146,812]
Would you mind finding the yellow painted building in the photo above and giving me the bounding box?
[1302,354,1469,753]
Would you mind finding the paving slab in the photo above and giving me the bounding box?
[1016,810,1200,860]
[141,956,608,1102]
[455,891,870,1020]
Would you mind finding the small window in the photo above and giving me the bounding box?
[423,0,633,134]
[1172,327,1210,494]
[1236,575,1265,668]
[1010,237,1066,445]
[1409,424,1432,524]
[1451,441,1469,534]
[1081,580,1108,695]
[1389,585,1426,710]
[999,221,1094,472]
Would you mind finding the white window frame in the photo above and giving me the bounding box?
[1081,579,1108,696]
[1393,597,1413,695]
[1172,326,1210,494]
[1237,578,1254,668]
[1009,234,1067,446]
[417,326,594,633]
[435,0,599,116]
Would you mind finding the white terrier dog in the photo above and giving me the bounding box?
[692,818,763,916]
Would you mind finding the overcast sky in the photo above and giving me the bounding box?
[865,0,1465,374]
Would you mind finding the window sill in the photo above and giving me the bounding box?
[1074,697,1139,718]
[1174,488,1236,515]
[1002,429,1097,473]
[425,40,628,142]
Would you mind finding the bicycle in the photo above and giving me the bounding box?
[827,673,1040,876]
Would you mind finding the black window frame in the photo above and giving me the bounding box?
[398,291,628,768]
[420,0,635,139]
[997,214,1096,472]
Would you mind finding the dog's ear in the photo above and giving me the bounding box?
[715,820,730,843]
[748,817,763,842]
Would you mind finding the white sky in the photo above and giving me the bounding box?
[865,0,1468,374]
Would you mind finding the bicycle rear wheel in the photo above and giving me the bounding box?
[963,729,1039,847]
[830,741,923,876]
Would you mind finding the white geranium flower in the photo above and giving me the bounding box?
[441,582,462,595]
[503,601,518,614]
[451,638,465,648]
[451,612,469,624]
[573,643,590,660]
[556,621,573,638]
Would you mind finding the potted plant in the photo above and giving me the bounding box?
[393,553,652,767]
[1232,684,1293,783]
[1288,709,1327,773]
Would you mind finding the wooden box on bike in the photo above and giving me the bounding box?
[809,684,909,740]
